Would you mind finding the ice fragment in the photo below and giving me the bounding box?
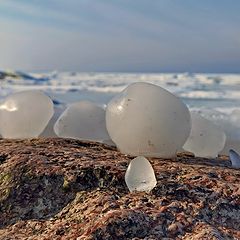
[229,149,240,169]
[125,156,157,192]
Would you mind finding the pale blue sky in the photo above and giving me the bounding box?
[0,0,240,72]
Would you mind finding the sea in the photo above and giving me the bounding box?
[1,71,240,112]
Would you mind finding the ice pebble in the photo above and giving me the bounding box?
[125,156,157,192]
[183,112,226,158]
[106,82,191,158]
[54,101,110,142]
[0,90,53,138]
[229,149,240,169]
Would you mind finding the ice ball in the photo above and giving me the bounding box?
[106,82,191,158]
[0,90,54,138]
[183,112,226,157]
[54,101,110,142]
[229,149,240,169]
[196,109,240,155]
[125,156,157,192]
[230,109,240,126]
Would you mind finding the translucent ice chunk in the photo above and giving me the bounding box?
[183,112,226,158]
[125,156,157,192]
[230,109,240,127]
[196,109,240,155]
[106,82,191,158]
[229,149,240,169]
[0,90,54,138]
[54,101,110,142]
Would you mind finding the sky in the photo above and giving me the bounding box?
[0,0,240,73]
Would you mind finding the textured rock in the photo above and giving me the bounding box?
[0,138,239,239]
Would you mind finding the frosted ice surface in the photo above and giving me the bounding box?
[229,149,240,169]
[0,90,54,138]
[125,156,157,192]
[106,82,191,158]
[183,112,226,157]
[54,101,110,142]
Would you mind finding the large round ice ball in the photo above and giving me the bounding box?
[0,90,54,138]
[106,82,191,158]
[54,101,110,142]
[183,112,226,157]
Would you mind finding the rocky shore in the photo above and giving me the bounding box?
[0,138,239,239]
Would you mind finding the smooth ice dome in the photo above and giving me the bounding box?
[125,156,157,192]
[183,112,226,158]
[229,149,240,169]
[54,101,110,142]
[106,82,191,158]
[0,90,54,138]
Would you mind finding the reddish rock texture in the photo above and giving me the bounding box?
[0,138,239,239]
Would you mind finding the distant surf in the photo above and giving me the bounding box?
[1,70,240,113]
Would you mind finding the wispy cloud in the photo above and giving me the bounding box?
[0,0,240,72]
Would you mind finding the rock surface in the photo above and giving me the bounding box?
[0,138,239,239]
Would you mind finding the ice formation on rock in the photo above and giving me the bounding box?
[54,101,110,142]
[106,82,191,158]
[125,156,157,192]
[0,90,54,138]
[183,112,226,157]
[229,149,240,169]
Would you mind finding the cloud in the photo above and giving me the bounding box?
[0,0,240,72]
